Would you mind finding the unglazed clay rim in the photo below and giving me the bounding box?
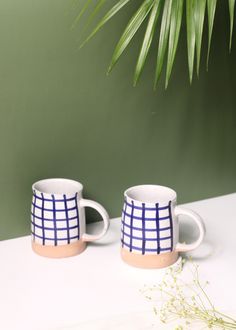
[158,255,182,271]
[121,248,182,270]
[32,240,86,258]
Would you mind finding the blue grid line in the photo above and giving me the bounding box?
[31,192,80,246]
[31,221,78,231]
[74,193,80,240]
[51,195,57,246]
[41,193,46,245]
[122,220,171,232]
[155,203,160,254]
[32,194,36,242]
[141,203,145,255]
[31,212,78,222]
[64,194,70,244]
[125,201,169,211]
[168,201,173,251]
[121,230,171,241]
[32,203,77,212]
[122,210,170,221]
[121,199,128,248]
[32,231,79,241]
[121,240,172,253]
[129,201,134,252]
[122,200,173,255]
[33,193,76,202]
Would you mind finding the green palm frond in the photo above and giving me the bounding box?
[229,0,236,50]
[194,0,206,76]
[108,0,154,73]
[80,0,132,48]
[134,0,162,86]
[206,0,217,70]
[165,0,184,88]
[154,0,173,88]
[74,0,235,88]
[71,0,92,30]
[186,0,196,84]
[83,0,107,33]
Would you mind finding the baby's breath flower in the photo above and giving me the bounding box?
[153,307,157,315]
[143,260,236,329]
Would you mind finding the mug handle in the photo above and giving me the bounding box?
[80,199,110,242]
[175,206,206,252]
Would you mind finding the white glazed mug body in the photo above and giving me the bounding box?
[31,178,110,258]
[121,185,205,268]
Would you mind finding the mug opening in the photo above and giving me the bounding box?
[32,178,83,195]
[125,185,176,203]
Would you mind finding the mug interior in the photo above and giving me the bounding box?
[33,178,83,195]
[125,185,176,203]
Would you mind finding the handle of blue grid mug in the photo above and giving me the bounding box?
[80,199,110,242]
[175,206,206,252]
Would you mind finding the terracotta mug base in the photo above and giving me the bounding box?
[32,240,86,258]
[121,248,179,269]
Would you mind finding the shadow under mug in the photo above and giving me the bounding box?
[31,178,110,258]
[121,185,206,269]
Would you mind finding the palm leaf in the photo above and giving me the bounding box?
[229,0,236,50]
[83,0,107,33]
[206,0,217,70]
[154,0,173,88]
[76,0,235,89]
[80,0,132,48]
[108,0,154,73]
[186,0,196,84]
[71,0,92,30]
[133,0,162,86]
[165,0,184,88]
[194,0,207,76]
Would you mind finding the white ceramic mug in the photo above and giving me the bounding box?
[121,185,205,268]
[31,178,110,258]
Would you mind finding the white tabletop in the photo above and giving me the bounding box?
[0,194,236,330]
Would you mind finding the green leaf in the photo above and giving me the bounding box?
[134,0,162,86]
[154,0,173,88]
[186,0,196,84]
[71,0,92,30]
[165,0,184,88]
[83,0,107,33]
[206,0,217,70]
[194,0,207,76]
[80,0,131,48]
[229,0,235,50]
[108,0,154,73]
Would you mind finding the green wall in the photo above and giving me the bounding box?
[0,0,235,240]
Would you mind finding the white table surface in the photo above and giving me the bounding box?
[0,194,236,330]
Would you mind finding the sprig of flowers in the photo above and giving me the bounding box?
[141,258,236,329]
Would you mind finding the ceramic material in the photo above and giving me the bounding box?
[31,178,110,258]
[121,185,205,268]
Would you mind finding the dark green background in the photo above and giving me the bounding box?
[0,0,235,240]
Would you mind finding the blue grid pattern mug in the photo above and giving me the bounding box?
[31,178,110,258]
[121,185,205,268]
